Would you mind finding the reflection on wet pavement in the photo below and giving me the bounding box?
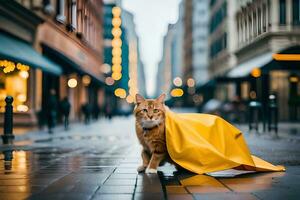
[0,117,299,200]
[0,148,299,200]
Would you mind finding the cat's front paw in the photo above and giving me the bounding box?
[146,168,157,174]
[137,165,147,173]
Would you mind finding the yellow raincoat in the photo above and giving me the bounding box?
[165,110,285,174]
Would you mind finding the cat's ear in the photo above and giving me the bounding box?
[135,94,145,104]
[156,93,166,103]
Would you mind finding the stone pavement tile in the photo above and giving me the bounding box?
[0,192,30,200]
[186,186,230,193]
[252,188,300,200]
[70,182,99,194]
[160,176,181,186]
[0,174,29,179]
[28,178,60,186]
[135,185,163,193]
[167,194,194,200]
[109,173,137,179]
[118,163,140,168]
[287,166,300,175]
[72,173,110,185]
[104,178,136,185]
[76,167,115,174]
[28,193,93,200]
[136,174,161,185]
[219,173,287,192]
[165,185,188,194]
[0,185,44,193]
[180,174,231,193]
[0,179,30,186]
[193,193,258,200]
[115,167,138,174]
[96,185,135,194]
[134,193,165,200]
[92,194,133,200]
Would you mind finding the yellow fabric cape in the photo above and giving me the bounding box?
[165,110,285,174]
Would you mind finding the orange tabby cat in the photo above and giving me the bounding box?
[134,94,167,173]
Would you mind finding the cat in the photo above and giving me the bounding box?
[134,93,168,174]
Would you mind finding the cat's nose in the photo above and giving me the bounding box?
[149,116,153,119]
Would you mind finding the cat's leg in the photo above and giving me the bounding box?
[137,150,150,173]
[146,152,165,174]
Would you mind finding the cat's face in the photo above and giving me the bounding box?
[134,94,166,128]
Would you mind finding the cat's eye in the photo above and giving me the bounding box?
[153,109,159,113]
[142,109,147,112]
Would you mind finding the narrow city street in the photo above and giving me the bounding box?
[0,115,300,200]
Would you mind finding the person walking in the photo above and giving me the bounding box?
[47,89,58,133]
[60,97,71,130]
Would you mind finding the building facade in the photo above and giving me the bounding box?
[231,0,300,121]
[156,24,178,98]
[0,0,105,126]
[209,0,237,79]
[192,0,209,86]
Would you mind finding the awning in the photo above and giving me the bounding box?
[0,32,62,75]
[227,52,273,78]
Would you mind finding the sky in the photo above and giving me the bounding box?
[122,0,181,97]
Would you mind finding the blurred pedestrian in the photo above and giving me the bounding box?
[47,89,58,133]
[105,104,112,120]
[81,103,91,124]
[60,97,71,130]
[93,104,100,120]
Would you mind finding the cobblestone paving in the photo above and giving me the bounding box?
[0,116,299,200]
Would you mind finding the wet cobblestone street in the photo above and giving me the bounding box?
[0,116,300,200]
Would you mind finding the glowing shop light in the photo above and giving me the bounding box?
[82,75,91,86]
[112,28,122,37]
[173,77,182,87]
[112,38,122,47]
[289,76,299,83]
[114,88,126,98]
[17,94,27,102]
[273,54,300,61]
[126,95,134,103]
[112,57,122,65]
[171,88,184,97]
[187,78,195,87]
[112,64,122,72]
[68,78,78,88]
[105,77,115,86]
[19,71,29,79]
[102,63,111,74]
[112,7,121,17]
[112,18,122,27]
[16,63,30,71]
[17,105,29,112]
[112,48,122,56]
[251,68,261,78]
[112,72,122,80]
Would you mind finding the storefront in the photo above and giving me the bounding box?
[223,47,300,121]
[36,23,105,121]
[0,32,62,125]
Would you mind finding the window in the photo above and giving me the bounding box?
[0,60,29,113]
[253,11,257,36]
[56,0,66,22]
[279,0,286,25]
[293,0,300,25]
[43,0,54,15]
[262,4,267,32]
[258,8,261,34]
[71,0,77,29]
[248,15,252,40]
